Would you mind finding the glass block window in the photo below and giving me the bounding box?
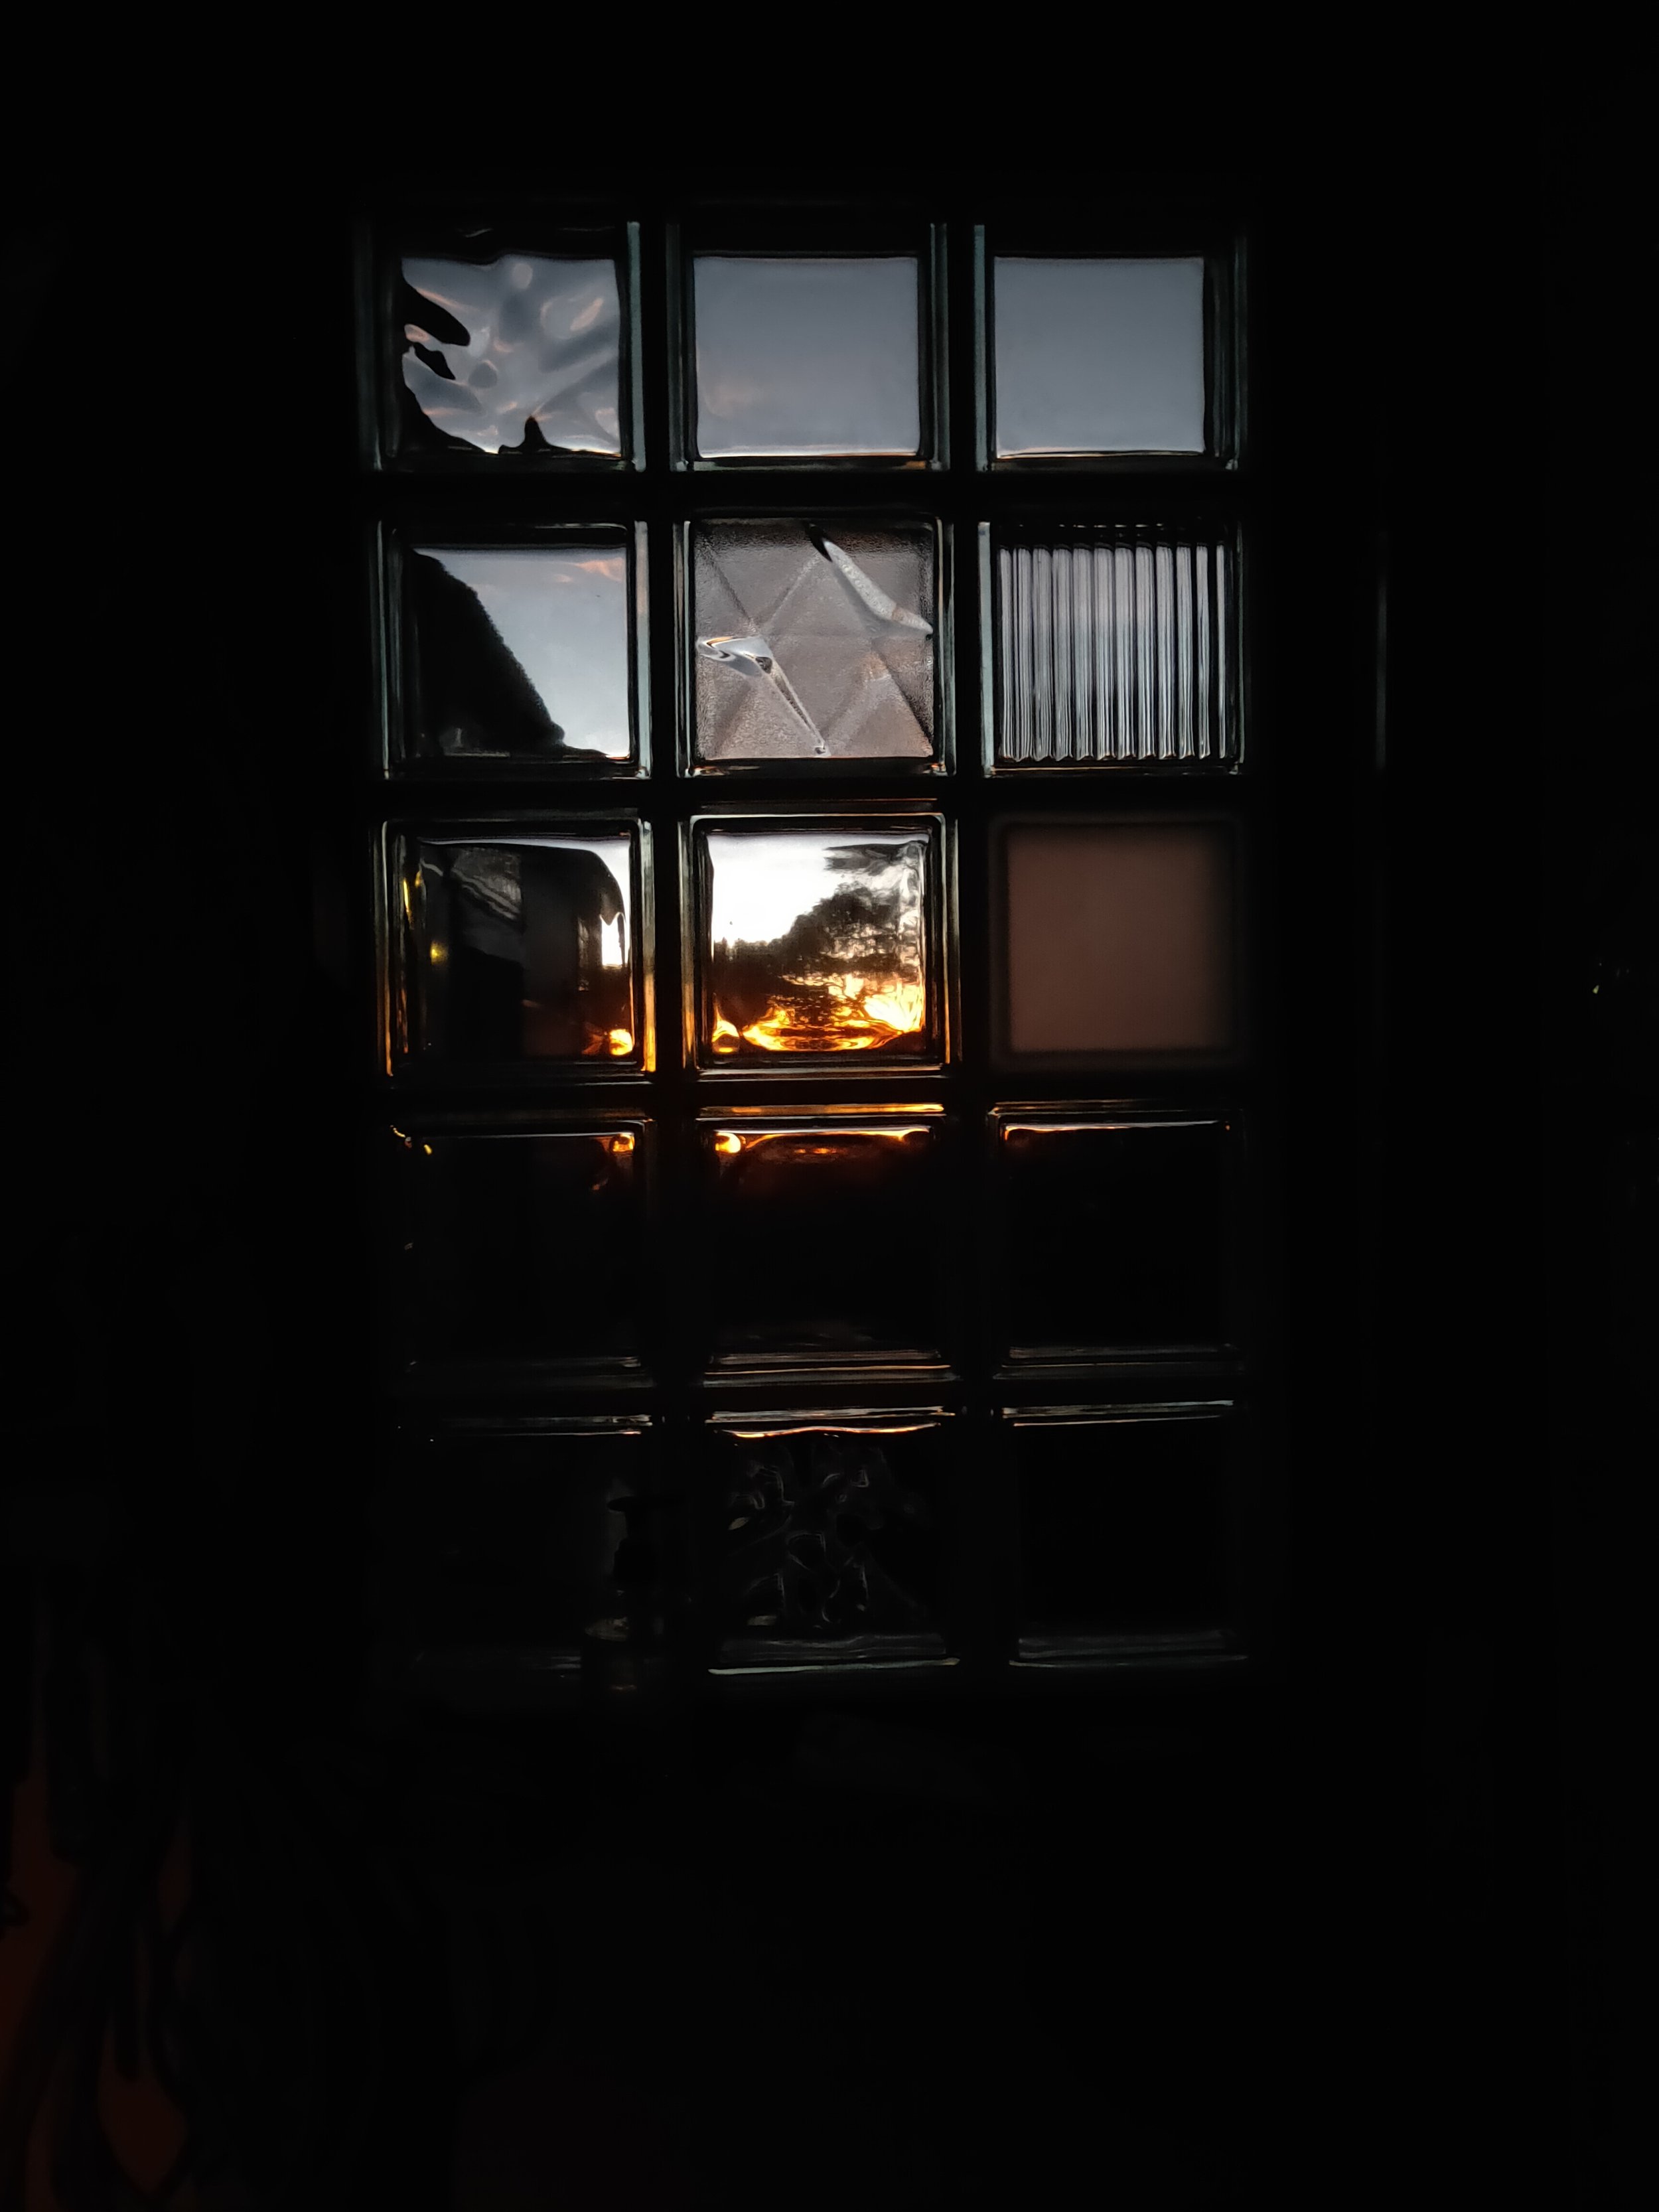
[991,257,1208,457]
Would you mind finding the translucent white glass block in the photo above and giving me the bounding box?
[401,254,622,457]
[693,256,922,459]
[993,258,1206,457]
[995,530,1234,765]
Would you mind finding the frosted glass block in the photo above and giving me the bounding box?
[1013,1410,1228,1639]
[405,541,632,763]
[995,529,1234,766]
[697,820,939,1064]
[993,258,1206,457]
[693,521,935,763]
[1003,823,1233,1057]
[704,1119,942,1366]
[693,256,921,459]
[397,830,640,1067]
[997,1116,1229,1357]
[400,254,622,457]
[707,1415,944,1665]
[395,1128,644,1371]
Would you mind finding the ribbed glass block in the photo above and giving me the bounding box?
[994,529,1234,767]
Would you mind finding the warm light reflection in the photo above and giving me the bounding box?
[606,1029,634,1056]
[716,1126,930,1155]
[713,976,927,1055]
[725,1424,937,1441]
[607,1132,636,1154]
[713,1130,743,1155]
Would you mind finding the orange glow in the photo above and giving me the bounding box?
[714,976,927,1055]
[716,1126,929,1157]
[713,1130,743,1155]
[607,1028,634,1055]
[608,1132,636,1154]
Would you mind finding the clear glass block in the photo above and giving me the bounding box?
[377,1424,652,1659]
[394,830,640,1068]
[695,820,940,1065]
[403,540,634,765]
[993,258,1206,457]
[993,527,1235,767]
[692,256,921,459]
[393,1127,644,1372]
[706,1414,945,1666]
[399,253,622,457]
[703,1118,943,1366]
[1002,823,1234,1057]
[691,520,936,763]
[1012,1409,1229,1643]
[995,1116,1230,1357]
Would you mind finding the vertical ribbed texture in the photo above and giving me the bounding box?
[995,529,1235,763]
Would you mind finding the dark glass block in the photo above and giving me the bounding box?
[378,1426,650,1657]
[692,520,936,763]
[704,1118,942,1366]
[1013,1412,1229,1640]
[397,830,640,1067]
[998,1116,1229,1358]
[396,1128,644,1372]
[399,252,622,459]
[707,1416,945,1666]
[993,257,1206,457]
[692,256,921,459]
[993,526,1235,767]
[403,540,633,765]
[696,819,939,1065]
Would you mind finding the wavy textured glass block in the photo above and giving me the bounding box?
[993,258,1206,456]
[693,257,921,459]
[1003,823,1234,1057]
[697,820,938,1063]
[704,1119,942,1366]
[405,543,632,763]
[400,254,622,457]
[395,1128,644,1372]
[707,1415,944,1666]
[995,532,1234,766]
[693,522,935,763]
[997,1116,1229,1358]
[397,832,639,1067]
[1013,1410,1229,1645]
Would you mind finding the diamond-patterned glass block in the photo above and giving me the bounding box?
[392,828,643,1070]
[692,521,936,763]
[401,538,634,766]
[995,1114,1232,1359]
[695,818,942,1065]
[705,1413,947,1668]
[392,1126,645,1374]
[703,1116,944,1368]
[1011,1406,1231,1651]
[992,257,1206,457]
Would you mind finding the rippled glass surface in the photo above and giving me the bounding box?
[698,822,937,1063]
[993,258,1206,457]
[995,528,1234,766]
[997,1117,1229,1357]
[692,522,935,763]
[1013,1410,1228,1641]
[693,256,921,459]
[405,543,632,763]
[707,1416,944,1665]
[399,832,638,1065]
[400,254,622,457]
[704,1120,942,1366]
[1003,823,1232,1056]
[396,1128,644,1371]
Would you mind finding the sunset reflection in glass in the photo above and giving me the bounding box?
[697,822,938,1063]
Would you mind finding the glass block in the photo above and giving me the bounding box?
[696,819,940,1065]
[1002,822,1234,1057]
[378,1424,654,1658]
[996,1116,1230,1358]
[394,830,641,1068]
[703,1118,943,1367]
[1012,1409,1229,1642]
[692,520,936,763]
[399,253,622,457]
[993,527,1234,767]
[692,256,921,459]
[706,1414,945,1666]
[394,1126,644,1372]
[993,258,1206,457]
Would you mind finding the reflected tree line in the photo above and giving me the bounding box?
[713,844,924,1036]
